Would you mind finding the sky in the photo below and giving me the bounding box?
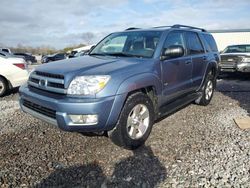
[0,0,250,49]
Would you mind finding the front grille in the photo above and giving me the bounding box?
[28,71,66,94]
[23,99,56,119]
[221,55,243,63]
[36,71,64,79]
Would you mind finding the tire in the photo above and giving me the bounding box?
[195,71,215,106]
[108,92,155,150]
[0,77,8,97]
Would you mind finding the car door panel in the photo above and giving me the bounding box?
[161,31,193,105]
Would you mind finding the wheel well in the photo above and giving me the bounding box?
[0,75,10,89]
[127,86,158,115]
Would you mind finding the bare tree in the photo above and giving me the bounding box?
[81,32,95,45]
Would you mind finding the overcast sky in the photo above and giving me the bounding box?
[0,0,250,49]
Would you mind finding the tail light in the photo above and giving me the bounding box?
[14,63,26,70]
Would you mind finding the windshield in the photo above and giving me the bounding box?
[223,45,250,53]
[90,31,163,58]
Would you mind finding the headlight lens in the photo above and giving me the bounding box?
[67,75,110,95]
[242,57,250,63]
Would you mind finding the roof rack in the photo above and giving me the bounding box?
[125,27,140,31]
[172,24,207,32]
[153,26,172,29]
[125,25,207,32]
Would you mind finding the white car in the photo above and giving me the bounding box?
[0,56,29,97]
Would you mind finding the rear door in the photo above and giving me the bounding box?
[186,31,207,90]
[161,31,193,104]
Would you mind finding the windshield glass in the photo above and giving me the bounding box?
[223,45,250,53]
[90,31,163,58]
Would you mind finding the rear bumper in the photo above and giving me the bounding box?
[9,70,29,88]
[19,85,127,132]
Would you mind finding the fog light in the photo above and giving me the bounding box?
[69,114,98,125]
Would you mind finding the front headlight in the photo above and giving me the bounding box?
[67,75,110,95]
[242,57,250,63]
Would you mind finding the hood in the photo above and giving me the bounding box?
[35,55,153,85]
[36,55,150,75]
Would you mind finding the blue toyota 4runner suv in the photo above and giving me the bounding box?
[19,25,220,149]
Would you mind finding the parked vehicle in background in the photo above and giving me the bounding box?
[69,51,87,58]
[0,56,28,97]
[19,25,219,149]
[68,45,95,58]
[13,53,37,64]
[0,51,25,60]
[41,53,67,63]
[0,48,11,53]
[219,44,250,73]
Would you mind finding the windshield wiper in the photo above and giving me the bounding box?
[105,52,143,58]
[89,53,106,56]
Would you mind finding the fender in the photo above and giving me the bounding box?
[116,73,162,95]
[197,60,218,91]
[105,73,162,130]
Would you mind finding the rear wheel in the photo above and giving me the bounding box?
[195,71,215,106]
[108,92,154,150]
[0,77,8,97]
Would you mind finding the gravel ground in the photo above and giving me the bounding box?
[0,75,249,187]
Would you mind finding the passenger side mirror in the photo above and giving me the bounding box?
[161,45,184,61]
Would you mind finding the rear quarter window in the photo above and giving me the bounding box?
[203,34,218,52]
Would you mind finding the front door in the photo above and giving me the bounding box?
[161,31,193,104]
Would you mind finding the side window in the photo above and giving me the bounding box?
[164,32,185,49]
[187,32,204,55]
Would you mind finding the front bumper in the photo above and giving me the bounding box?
[237,62,250,72]
[219,62,250,73]
[19,85,126,132]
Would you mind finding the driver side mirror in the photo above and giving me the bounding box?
[161,45,184,61]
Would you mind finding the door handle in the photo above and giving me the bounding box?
[185,61,192,65]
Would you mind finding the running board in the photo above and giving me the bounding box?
[158,92,201,119]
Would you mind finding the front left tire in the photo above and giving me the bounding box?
[108,92,155,150]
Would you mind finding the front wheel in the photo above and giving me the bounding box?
[195,71,215,106]
[108,92,154,150]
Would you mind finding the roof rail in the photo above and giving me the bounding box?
[152,26,172,29]
[125,27,140,31]
[172,24,207,32]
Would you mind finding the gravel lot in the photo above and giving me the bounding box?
[0,74,249,187]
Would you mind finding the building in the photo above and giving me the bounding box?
[209,29,250,51]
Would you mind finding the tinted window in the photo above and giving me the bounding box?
[164,32,185,49]
[2,49,9,53]
[187,32,204,54]
[203,34,218,52]
[55,54,65,58]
